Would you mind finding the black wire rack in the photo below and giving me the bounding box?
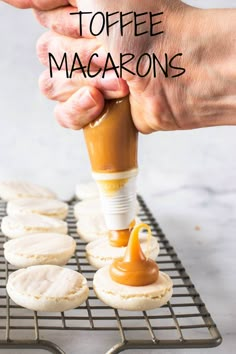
[0,196,222,354]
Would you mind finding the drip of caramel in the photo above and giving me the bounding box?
[109,219,136,247]
[109,223,159,286]
[109,229,130,247]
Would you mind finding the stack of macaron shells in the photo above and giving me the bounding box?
[0,181,89,312]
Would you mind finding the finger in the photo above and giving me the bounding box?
[39,69,129,101]
[54,86,104,130]
[34,6,89,39]
[129,86,178,134]
[129,92,160,134]
[4,0,76,10]
[36,31,106,70]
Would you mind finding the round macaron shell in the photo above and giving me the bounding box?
[86,234,159,269]
[0,181,57,201]
[1,214,68,238]
[74,198,102,220]
[7,265,89,312]
[7,198,68,220]
[75,182,99,200]
[93,266,173,311]
[76,214,108,242]
[4,233,76,268]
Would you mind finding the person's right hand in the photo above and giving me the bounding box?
[35,0,236,133]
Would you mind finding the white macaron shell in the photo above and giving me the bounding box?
[1,214,68,238]
[7,265,89,312]
[93,266,173,311]
[4,233,76,268]
[86,233,159,269]
[0,181,56,201]
[7,198,68,220]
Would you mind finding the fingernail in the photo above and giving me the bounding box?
[79,89,96,109]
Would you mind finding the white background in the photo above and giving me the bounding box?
[0,1,235,353]
[0,0,235,200]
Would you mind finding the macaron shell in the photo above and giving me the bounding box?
[74,198,102,220]
[75,182,99,200]
[0,181,56,201]
[7,198,68,220]
[86,234,159,269]
[7,265,89,312]
[76,214,108,242]
[1,214,68,238]
[4,233,76,268]
[93,267,173,311]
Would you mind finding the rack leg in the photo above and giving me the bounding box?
[0,340,66,354]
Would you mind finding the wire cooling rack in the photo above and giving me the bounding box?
[0,196,222,354]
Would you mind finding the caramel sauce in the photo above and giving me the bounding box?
[109,223,159,286]
[108,219,136,247]
[83,97,138,173]
[109,229,130,247]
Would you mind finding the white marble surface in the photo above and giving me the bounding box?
[0,0,236,353]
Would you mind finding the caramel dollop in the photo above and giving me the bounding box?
[109,223,159,286]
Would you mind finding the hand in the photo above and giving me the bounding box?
[34,1,132,130]
[4,0,236,132]
[36,0,188,132]
[3,0,74,10]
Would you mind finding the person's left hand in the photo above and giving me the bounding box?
[2,0,129,129]
[34,4,129,129]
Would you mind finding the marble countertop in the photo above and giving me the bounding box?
[0,0,235,353]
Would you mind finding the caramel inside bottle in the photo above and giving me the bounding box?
[83,97,138,173]
[84,97,138,247]
[109,223,159,286]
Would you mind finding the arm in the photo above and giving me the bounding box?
[172,8,236,130]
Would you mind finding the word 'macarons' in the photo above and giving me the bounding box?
[49,52,185,79]
[48,11,186,79]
